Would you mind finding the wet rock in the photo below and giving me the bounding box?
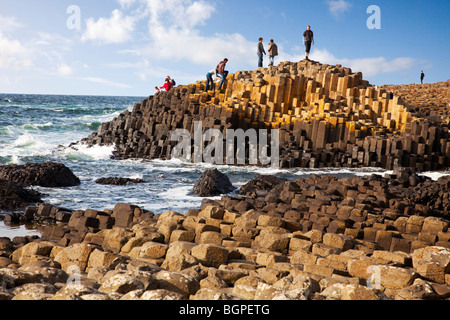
[193,169,236,197]
[0,180,42,211]
[95,177,145,185]
[238,175,287,197]
[0,162,80,187]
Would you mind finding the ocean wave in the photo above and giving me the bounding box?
[22,122,54,130]
[0,133,56,161]
[0,126,12,136]
[60,143,115,161]
[12,133,43,149]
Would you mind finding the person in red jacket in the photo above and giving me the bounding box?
[160,77,172,91]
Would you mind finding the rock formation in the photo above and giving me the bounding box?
[77,60,450,171]
[1,172,449,300]
[0,162,80,188]
[95,177,145,186]
[0,180,42,211]
[2,60,448,301]
[381,81,450,124]
[192,169,236,197]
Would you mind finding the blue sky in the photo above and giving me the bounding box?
[0,0,448,96]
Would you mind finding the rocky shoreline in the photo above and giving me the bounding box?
[1,62,449,301]
[77,61,450,172]
[0,167,449,301]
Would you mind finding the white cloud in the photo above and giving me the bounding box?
[129,0,255,68]
[327,0,352,17]
[0,15,22,31]
[57,63,74,76]
[312,48,418,77]
[0,15,32,70]
[82,9,137,44]
[86,0,419,87]
[118,0,138,9]
[0,32,33,69]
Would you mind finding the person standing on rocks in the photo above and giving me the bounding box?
[303,25,315,60]
[421,71,425,84]
[206,68,218,91]
[257,37,266,68]
[216,58,229,90]
[268,39,279,67]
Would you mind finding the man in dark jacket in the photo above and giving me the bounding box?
[268,39,278,67]
[303,25,315,60]
[257,37,266,68]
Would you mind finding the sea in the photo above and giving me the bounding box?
[1,93,448,239]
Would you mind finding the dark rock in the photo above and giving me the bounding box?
[238,175,287,197]
[193,169,236,197]
[95,177,145,185]
[0,180,42,211]
[0,162,80,187]
[113,203,140,228]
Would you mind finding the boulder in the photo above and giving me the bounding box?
[53,243,96,272]
[395,278,438,300]
[95,177,145,185]
[191,244,229,268]
[98,273,145,295]
[320,283,387,300]
[255,227,290,253]
[154,270,200,298]
[193,169,236,197]
[18,263,69,285]
[412,246,450,283]
[11,283,58,300]
[238,175,287,197]
[377,265,418,289]
[0,162,80,187]
[113,203,140,228]
[140,289,185,300]
[161,253,199,272]
[10,242,55,265]
[101,228,134,253]
[191,288,236,300]
[87,249,121,270]
[0,180,42,211]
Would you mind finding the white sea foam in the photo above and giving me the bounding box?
[12,133,37,148]
[160,186,199,201]
[420,171,450,181]
[60,143,115,161]
[22,122,54,130]
[2,133,55,160]
[74,110,123,125]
